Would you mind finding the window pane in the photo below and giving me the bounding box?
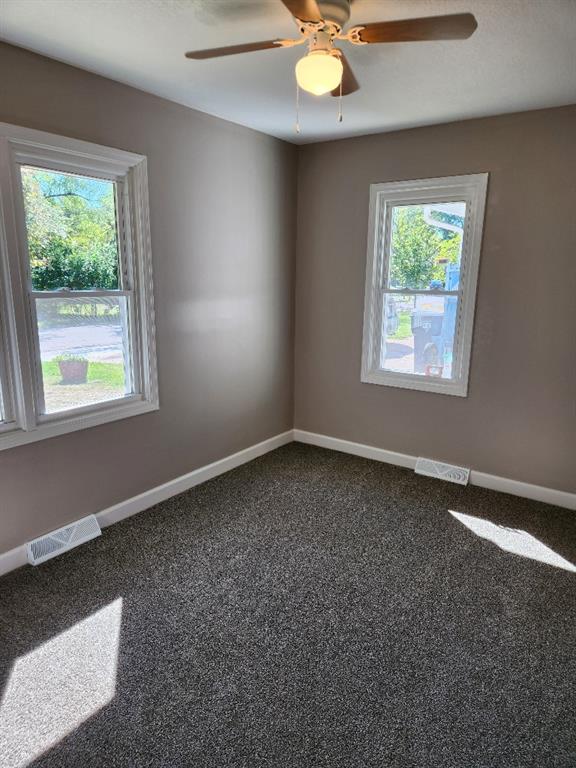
[0,344,8,422]
[35,296,132,414]
[380,293,458,379]
[387,202,466,290]
[20,166,120,291]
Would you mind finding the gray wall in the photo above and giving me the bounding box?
[0,42,574,558]
[0,43,296,553]
[295,106,576,493]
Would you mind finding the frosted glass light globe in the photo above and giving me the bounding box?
[295,51,343,96]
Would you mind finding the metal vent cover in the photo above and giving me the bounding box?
[415,457,470,486]
[27,514,101,566]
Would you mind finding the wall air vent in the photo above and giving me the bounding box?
[415,458,470,486]
[26,514,101,566]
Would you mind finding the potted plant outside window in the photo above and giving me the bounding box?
[54,353,89,384]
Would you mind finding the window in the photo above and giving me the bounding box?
[361,174,488,396]
[0,123,158,449]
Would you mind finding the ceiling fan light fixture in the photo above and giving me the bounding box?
[295,50,343,96]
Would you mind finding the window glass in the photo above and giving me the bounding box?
[20,166,120,291]
[380,293,458,379]
[0,340,6,422]
[35,296,131,413]
[387,202,466,291]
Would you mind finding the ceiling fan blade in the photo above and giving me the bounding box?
[350,13,477,44]
[331,53,360,96]
[185,40,282,59]
[279,0,323,23]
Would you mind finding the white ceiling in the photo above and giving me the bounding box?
[1,0,576,144]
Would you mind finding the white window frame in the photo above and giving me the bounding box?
[0,123,158,449]
[361,173,488,397]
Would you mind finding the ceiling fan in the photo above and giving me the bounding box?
[185,0,477,98]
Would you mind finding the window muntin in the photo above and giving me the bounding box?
[362,175,488,397]
[0,123,158,449]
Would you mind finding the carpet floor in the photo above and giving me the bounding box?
[0,443,575,768]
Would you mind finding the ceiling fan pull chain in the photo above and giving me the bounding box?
[338,78,343,123]
[295,81,301,134]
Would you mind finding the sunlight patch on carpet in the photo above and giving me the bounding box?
[450,511,576,573]
[0,598,122,768]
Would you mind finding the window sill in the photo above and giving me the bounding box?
[361,368,468,397]
[0,397,159,451]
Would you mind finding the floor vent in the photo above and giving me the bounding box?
[27,514,101,566]
[415,458,470,486]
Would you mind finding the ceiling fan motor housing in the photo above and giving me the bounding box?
[309,29,336,53]
[317,0,351,29]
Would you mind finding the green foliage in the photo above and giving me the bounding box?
[390,206,462,290]
[53,353,88,363]
[21,168,119,291]
[438,235,461,263]
[390,207,440,289]
[29,237,118,291]
[427,210,465,238]
[432,236,461,283]
[391,311,412,340]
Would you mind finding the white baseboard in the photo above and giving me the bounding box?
[293,429,576,511]
[0,544,28,578]
[0,430,293,578]
[97,430,293,528]
[2,426,573,578]
[293,429,417,470]
[468,470,576,511]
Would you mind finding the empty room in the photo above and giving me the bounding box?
[0,1,575,766]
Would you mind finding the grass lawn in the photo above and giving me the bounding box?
[42,360,126,412]
[391,311,412,340]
